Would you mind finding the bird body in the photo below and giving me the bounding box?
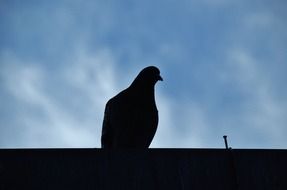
[101,66,162,149]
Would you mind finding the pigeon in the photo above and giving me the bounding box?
[101,66,163,149]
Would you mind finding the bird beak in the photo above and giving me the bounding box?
[158,75,163,81]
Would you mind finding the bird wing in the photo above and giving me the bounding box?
[101,88,159,148]
[101,101,113,148]
[136,106,158,148]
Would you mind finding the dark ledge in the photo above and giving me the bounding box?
[0,148,287,190]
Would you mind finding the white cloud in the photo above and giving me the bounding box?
[64,47,119,109]
[177,101,210,148]
[1,0,287,149]
[0,47,178,148]
[149,92,175,148]
[244,12,274,29]
[223,49,287,148]
[0,48,119,148]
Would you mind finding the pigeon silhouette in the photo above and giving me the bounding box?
[101,66,163,149]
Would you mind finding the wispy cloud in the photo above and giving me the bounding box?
[1,0,287,148]
[0,48,119,147]
[224,49,287,147]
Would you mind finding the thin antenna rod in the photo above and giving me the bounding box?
[223,135,229,149]
[223,135,239,189]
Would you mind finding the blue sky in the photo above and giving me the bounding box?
[1,0,287,148]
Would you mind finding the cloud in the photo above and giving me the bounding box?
[155,47,287,149]
[0,48,119,147]
[1,0,287,149]
[0,48,178,148]
[224,49,287,147]
[149,92,175,148]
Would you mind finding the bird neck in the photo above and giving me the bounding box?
[129,84,156,101]
[131,83,154,93]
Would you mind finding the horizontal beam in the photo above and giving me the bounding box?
[1,149,286,190]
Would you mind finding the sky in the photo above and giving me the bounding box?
[0,0,287,149]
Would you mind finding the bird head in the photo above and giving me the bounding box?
[131,66,163,88]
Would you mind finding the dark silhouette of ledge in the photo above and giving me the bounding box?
[0,148,287,190]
